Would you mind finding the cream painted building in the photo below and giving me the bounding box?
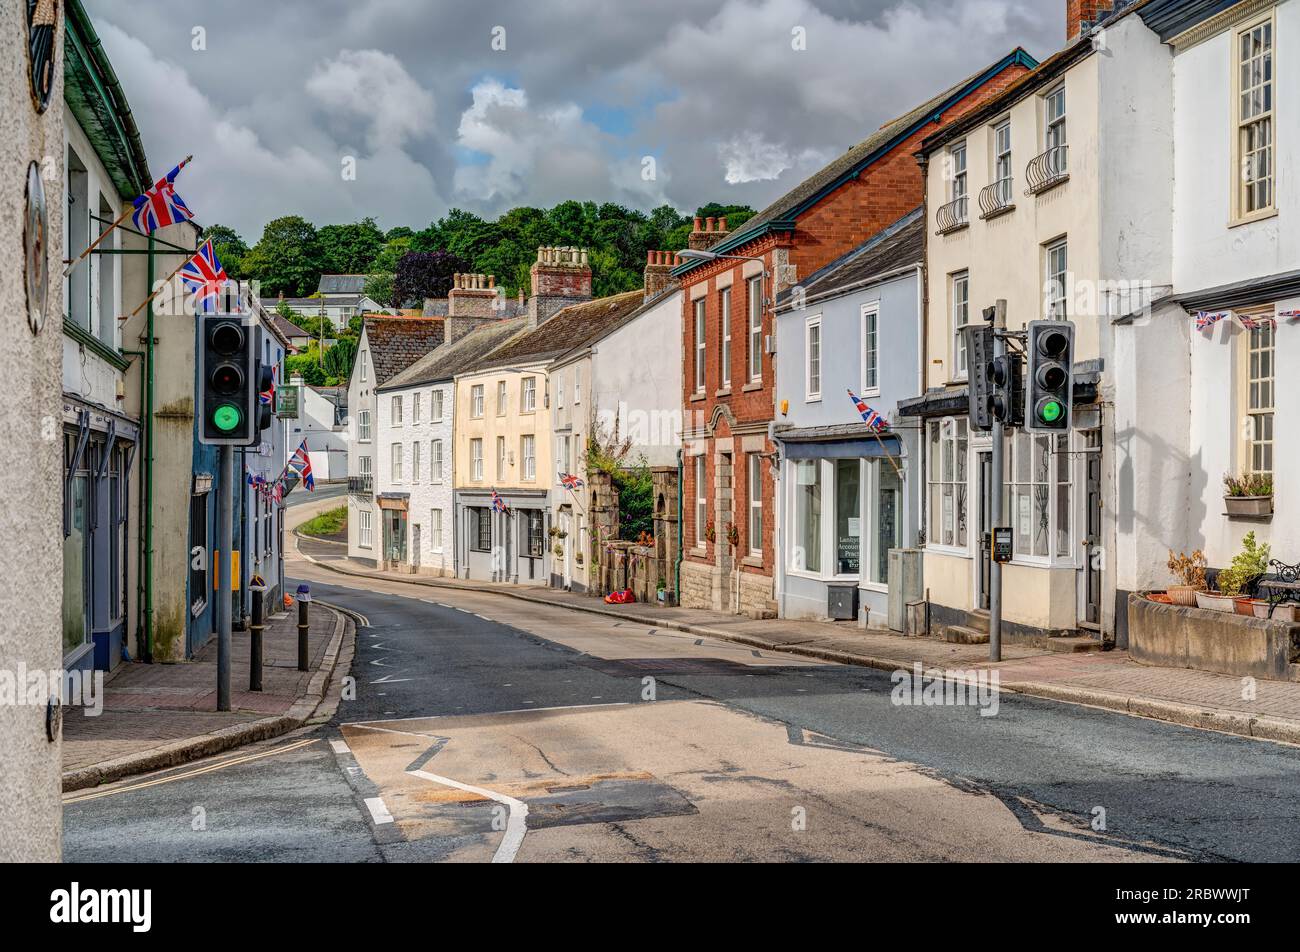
[901,3,1171,643]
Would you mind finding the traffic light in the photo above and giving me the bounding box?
[964,324,994,431]
[255,360,275,435]
[989,352,1023,427]
[1026,319,1074,432]
[199,315,256,445]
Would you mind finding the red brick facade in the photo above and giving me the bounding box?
[679,55,1032,616]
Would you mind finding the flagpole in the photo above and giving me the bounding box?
[65,155,192,279]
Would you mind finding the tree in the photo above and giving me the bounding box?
[242,216,324,297]
[393,250,472,307]
[285,352,326,386]
[372,235,413,274]
[323,336,357,381]
[363,272,396,308]
[318,217,384,275]
[203,224,248,279]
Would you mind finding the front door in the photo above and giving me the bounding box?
[976,450,992,610]
[411,524,421,569]
[384,509,407,564]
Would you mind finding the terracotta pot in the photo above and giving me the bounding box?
[1233,597,1257,616]
[1166,585,1201,607]
[1195,591,1236,612]
[1146,592,1173,604]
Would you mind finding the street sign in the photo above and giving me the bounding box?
[992,527,1013,563]
[276,384,300,419]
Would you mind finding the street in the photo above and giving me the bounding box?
[62,544,1300,863]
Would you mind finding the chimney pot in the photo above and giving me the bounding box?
[706,217,716,231]
[693,217,703,232]
[719,217,728,230]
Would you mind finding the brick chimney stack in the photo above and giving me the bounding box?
[446,272,504,342]
[1066,0,1111,41]
[687,215,730,252]
[529,246,592,326]
[643,250,680,301]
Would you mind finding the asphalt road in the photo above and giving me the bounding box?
[63,556,1300,863]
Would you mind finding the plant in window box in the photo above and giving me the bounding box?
[704,521,716,544]
[1223,471,1273,517]
[553,542,565,559]
[726,523,740,549]
[1166,549,1207,606]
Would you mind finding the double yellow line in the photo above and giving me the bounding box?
[64,737,320,804]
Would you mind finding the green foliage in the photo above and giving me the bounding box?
[364,272,396,308]
[285,313,335,340]
[323,336,357,380]
[317,218,384,275]
[1223,471,1273,497]
[243,216,323,296]
[285,353,326,386]
[584,428,653,541]
[298,506,347,539]
[203,223,248,278]
[1216,531,1272,597]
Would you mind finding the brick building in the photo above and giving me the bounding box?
[675,48,1037,617]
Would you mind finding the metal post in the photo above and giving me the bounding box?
[297,584,310,672]
[989,300,1006,662]
[249,586,264,692]
[217,445,233,710]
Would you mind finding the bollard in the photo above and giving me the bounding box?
[296,583,311,672]
[248,579,265,692]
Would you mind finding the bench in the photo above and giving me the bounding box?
[1255,560,1300,618]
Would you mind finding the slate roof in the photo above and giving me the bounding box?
[552,285,682,366]
[421,297,529,318]
[777,208,924,307]
[379,318,530,391]
[266,310,312,342]
[676,47,1036,274]
[318,274,369,294]
[360,317,445,385]
[474,290,646,370]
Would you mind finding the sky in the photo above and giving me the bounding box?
[93,0,1065,241]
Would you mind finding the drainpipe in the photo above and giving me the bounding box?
[142,232,156,662]
[675,448,684,606]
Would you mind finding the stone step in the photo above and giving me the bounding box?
[1027,635,1103,653]
[943,625,988,645]
[967,609,991,634]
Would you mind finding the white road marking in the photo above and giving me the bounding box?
[341,702,629,727]
[370,675,415,684]
[409,769,528,863]
[364,796,395,825]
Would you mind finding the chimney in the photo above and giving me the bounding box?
[528,245,592,327]
[1066,0,1110,41]
[643,250,680,301]
[687,215,731,252]
[445,272,506,342]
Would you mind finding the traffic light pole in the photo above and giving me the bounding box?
[217,444,234,711]
[989,301,1007,663]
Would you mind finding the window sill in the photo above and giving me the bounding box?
[860,387,881,399]
[742,381,763,392]
[806,395,822,404]
[742,554,763,567]
[924,543,970,559]
[1229,207,1278,229]
[690,392,707,403]
[715,387,732,397]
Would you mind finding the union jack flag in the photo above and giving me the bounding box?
[847,390,887,432]
[131,158,195,234]
[288,440,314,491]
[491,489,509,513]
[1238,314,1275,331]
[179,239,227,313]
[260,364,277,406]
[559,472,584,491]
[1194,310,1229,330]
[1277,309,1300,321]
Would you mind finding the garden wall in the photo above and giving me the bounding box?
[1128,595,1300,682]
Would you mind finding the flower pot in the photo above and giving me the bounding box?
[1253,601,1298,622]
[1224,494,1273,517]
[1195,591,1236,612]
[1233,597,1257,616]
[1146,592,1173,604]
[1166,585,1201,607]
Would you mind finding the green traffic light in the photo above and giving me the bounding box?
[1039,399,1064,424]
[213,403,242,432]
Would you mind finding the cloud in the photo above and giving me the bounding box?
[88,0,1064,237]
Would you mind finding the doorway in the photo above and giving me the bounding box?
[1080,429,1103,629]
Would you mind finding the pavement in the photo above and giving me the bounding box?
[64,567,1300,862]
[60,600,352,792]
[294,533,1300,747]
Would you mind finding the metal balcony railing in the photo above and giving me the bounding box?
[935,195,969,235]
[1025,145,1069,195]
[978,179,1015,219]
[348,475,373,495]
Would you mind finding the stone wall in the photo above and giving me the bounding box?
[1129,594,1300,682]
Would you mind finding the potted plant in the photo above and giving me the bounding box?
[1223,471,1273,517]
[1166,549,1207,606]
[726,523,740,549]
[1215,531,1271,615]
[553,542,565,559]
[704,521,716,544]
